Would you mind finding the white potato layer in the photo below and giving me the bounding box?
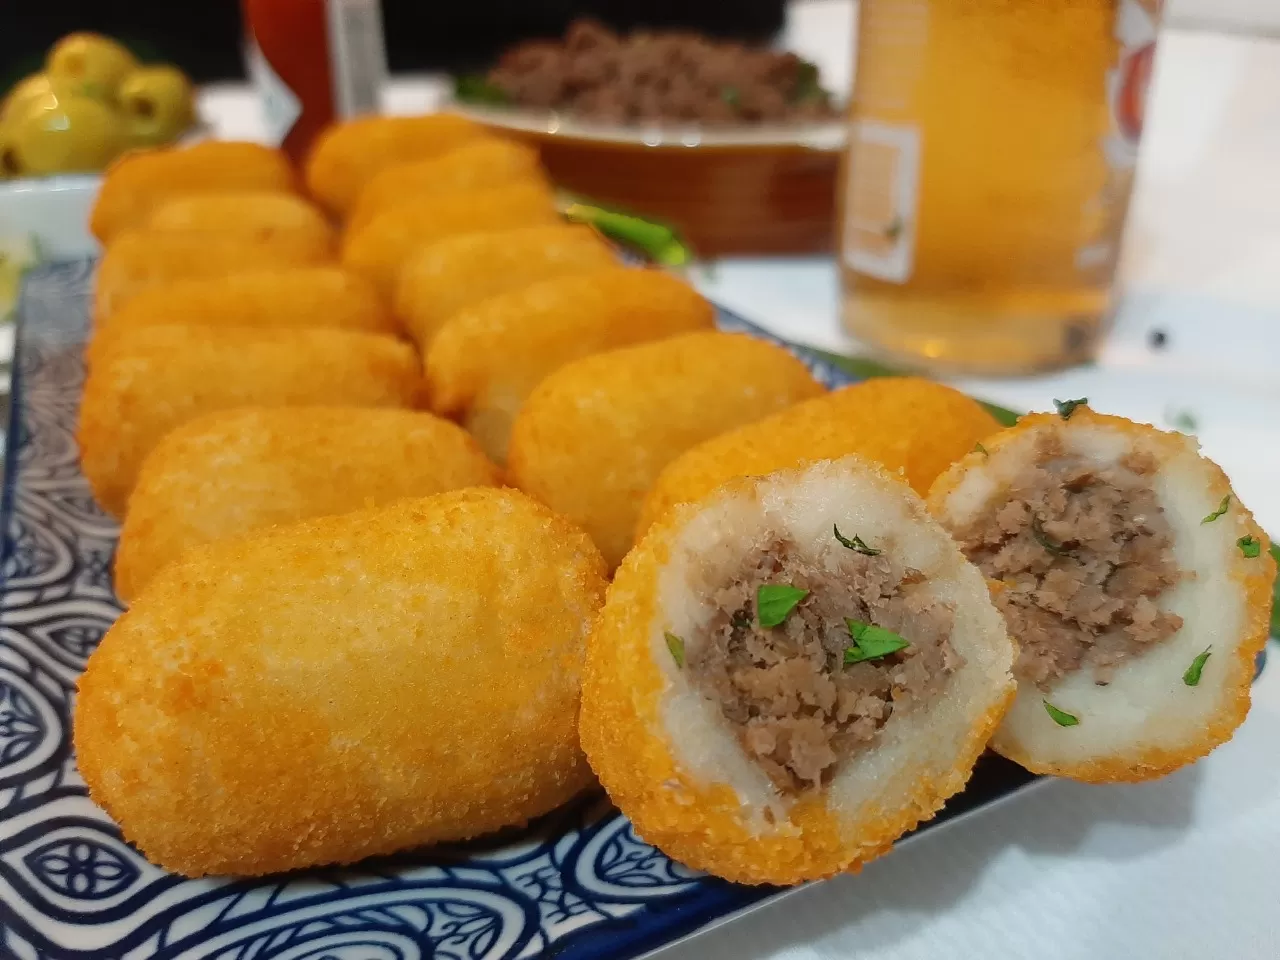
[654,456,1015,835]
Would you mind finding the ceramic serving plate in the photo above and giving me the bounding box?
[0,259,1050,960]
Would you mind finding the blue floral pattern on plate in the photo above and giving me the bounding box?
[0,260,1042,960]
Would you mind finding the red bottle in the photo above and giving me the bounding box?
[242,0,386,165]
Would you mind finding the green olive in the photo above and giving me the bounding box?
[8,92,127,176]
[117,65,195,146]
[46,33,138,99]
[1,74,84,123]
[0,125,21,180]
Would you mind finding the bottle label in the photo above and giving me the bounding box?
[841,121,920,283]
[245,34,302,147]
[325,0,387,118]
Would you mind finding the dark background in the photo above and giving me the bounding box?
[2,0,788,89]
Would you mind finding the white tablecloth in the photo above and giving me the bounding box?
[203,13,1280,960]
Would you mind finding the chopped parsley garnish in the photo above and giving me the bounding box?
[1053,397,1087,420]
[1239,535,1262,559]
[721,85,741,109]
[1202,495,1231,524]
[664,631,685,668]
[833,524,881,556]
[792,59,825,103]
[974,442,989,457]
[1043,700,1079,726]
[1167,408,1198,434]
[757,584,808,627]
[452,73,510,106]
[882,216,904,242]
[843,619,909,664]
[1183,647,1212,686]
[1031,515,1071,557]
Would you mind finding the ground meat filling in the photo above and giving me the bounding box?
[958,438,1184,689]
[686,539,961,795]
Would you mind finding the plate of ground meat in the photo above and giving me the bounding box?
[451,19,846,257]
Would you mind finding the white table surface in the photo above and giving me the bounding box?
[134,10,1280,960]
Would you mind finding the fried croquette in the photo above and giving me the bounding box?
[78,326,421,518]
[395,225,618,351]
[145,190,336,251]
[637,377,1002,537]
[928,406,1275,783]
[115,407,499,600]
[87,267,393,365]
[90,141,296,242]
[305,112,486,217]
[341,182,560,294]
[426,268,717,463]
[349,138,549,231]
[580,457,1016,884]
[93,228,332,321]
[506,331,824,567]
[76,487,607,877]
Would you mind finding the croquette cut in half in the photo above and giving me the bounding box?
[581,457,1016,884]
[77,488,608,877]
[928,404,1275,783]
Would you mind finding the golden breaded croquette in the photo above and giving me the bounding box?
[636,377,1003,537]
[341,182,560,293]
[305,112,486,217]
[90,141,296,243]
[506,331,825,567]
[76,487,607,877]
[88,267,393,366]
[145,190,336,250]
[78,326,421,518]
[349,138,548,231]
[426,268,717,462]
[94,228,332,321]
[114,407,499,600]
[395,225,618,351]
[581,458,1015,884]
[929,407,1276,783]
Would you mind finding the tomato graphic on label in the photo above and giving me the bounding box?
[1116,41,1154,143]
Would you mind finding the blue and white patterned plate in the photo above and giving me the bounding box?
[0,260,1044,960]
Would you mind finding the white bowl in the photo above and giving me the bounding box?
[0,175,101,259]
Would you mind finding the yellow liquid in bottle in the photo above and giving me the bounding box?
[839,0,1155,374]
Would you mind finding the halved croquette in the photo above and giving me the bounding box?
[928,406,1275,782]
[581,457,1015,883]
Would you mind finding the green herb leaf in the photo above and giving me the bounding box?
[793,59,824,103]
[1053,398,1087,420]
[1183,647,1212,686]
[721,85,741,109]
[1239,535,1262,558]
[833,525,881,556]
[974,442,988,457]
[1202,495,1231,524]
[757,584,808,627]
[664,631,685,668]
[882,216,904,242]
[1270,542,1280,640]
[563,202,690,267]
[1043,700,1079,726]
[453,73,510,106]
[1031,515,1071,557]
[1167,408,1199,434]
[843,619,910,664]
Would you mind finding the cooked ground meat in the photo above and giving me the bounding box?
[479,18,838,126]
[686,538,960,795]
[958,437,1184,689]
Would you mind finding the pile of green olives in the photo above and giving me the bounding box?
[0,33,196,179]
